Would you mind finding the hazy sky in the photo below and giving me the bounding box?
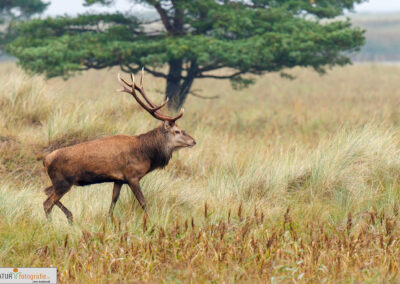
[44,0,400,16]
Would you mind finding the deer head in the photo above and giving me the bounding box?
[118,69,196,151]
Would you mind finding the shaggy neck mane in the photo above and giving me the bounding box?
[136,126,172,171]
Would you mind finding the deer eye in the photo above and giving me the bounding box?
[175,130,180,134]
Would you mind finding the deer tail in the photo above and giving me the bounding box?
[36,153,45,161]
[36,151,51,169]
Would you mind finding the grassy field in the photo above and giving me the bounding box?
[0,62,399,282]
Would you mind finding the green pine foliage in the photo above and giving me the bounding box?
[6,0,365,109]
[0,0,48,55]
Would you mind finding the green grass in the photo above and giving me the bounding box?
[0,62,399,282]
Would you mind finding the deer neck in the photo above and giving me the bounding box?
[137,127,173,171]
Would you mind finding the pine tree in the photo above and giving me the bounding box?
[7,0,365,109]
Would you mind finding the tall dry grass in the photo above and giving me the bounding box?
[0,62,399,282]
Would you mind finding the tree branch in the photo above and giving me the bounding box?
[121,64,139,73]
[142,19,162,25]
[83,61,107,69]
[190,90,219,100]
[148,1,173,34]
[143,66,168,78]
[197,64,226,73]
[121,64,167,78]
[197,71,244,79]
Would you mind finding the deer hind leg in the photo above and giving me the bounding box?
[108,182,123,217]
[43,192,61,220]
[56,201,73,224]
[44,185,74,223]
[43,182,72,223]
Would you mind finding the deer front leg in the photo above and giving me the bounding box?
[109,182,123,217]
[128,179,147,211]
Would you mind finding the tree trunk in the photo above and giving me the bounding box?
[177,76,194,108]
[166,59,183,110]
[166,60,197,111]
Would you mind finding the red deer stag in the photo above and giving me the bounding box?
[41,70,196,223]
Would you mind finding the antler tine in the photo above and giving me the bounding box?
[130,73,135,86]
[149,107,184,122]
[152,98,169,111]
[133,76,184,121]
[118,73,132,87]
[118,73,161,116]
[134,67,157,108]
[134,85,157,108]
[170,108,184,122]
[117,71,184,122]
[117,74,131,93]
[148,107,184,122]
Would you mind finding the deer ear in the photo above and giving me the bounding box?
[163,121,174,130]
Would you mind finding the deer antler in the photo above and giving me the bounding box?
[118,68,184,122]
